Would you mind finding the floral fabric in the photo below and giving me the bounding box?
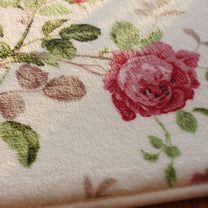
[0,0,207,207]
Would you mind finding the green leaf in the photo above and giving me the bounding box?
[0,25,4,37]
[0,121,40,167]
[60,24,101,42]
[110,21,140,50]
[0,0,44,10]
[42,19,67,36]
[165,163,176,186]
[0,0,18,8]
[141,150,159,162]
[18,0,45,10]
[13,53,45,66]
[176,110,198,133]
[163,146,181,158]
[205,70,208,81]
[0,68,9,85]
[0,42,12,58]
[193,108,208,116]
[42,38,76,60]
[148,135,164,149]
[140,29,163,48]
[30,52,60,66]
[39,4,71,16]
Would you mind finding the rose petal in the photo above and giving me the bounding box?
[176,50,200,68]
[112,93,136,121]
[104,52,129,92]
[142,42,176,61]
[162,89,186,113]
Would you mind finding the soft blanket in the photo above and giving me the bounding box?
[0,0,207,207]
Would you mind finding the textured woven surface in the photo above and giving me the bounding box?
[0,0,207,207]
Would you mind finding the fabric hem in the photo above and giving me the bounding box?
[45,183,208,208]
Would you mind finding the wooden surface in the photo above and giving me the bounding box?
[145,197,208,208]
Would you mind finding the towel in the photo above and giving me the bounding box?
[0,0,207,207]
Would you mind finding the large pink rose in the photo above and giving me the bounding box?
[104,42,200,121]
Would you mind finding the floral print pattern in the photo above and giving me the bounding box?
[0,0,101,167]
[71,0,88,4]
[0,0,207,201]
[104,42,200,121]
[191,168,208,184]
[84,176,117,199]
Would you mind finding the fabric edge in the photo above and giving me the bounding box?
[45,184,208,208]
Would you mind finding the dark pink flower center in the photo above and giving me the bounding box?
[118,56,173,106]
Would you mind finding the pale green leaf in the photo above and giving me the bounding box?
[0,0,18,8]
[0,42,12,58]
[42,19,67,36]
[0,0,44,10]
[39,4,71,16]
[110,21,140,50]
[140,29,163,48]
[18,0,45,10]
[0,68,9,85]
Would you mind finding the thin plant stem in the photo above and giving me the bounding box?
[21,38,44,48]
[195,42,201,52]
[21,35,62,48]
[198,66,208,70]
[77,63,106,71]
[154,116,172,144]
[64,61,104,76]
[13,0,50,52]
[76,54,111,61]
[13,12,36,52]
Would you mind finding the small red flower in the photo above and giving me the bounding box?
[71,0,87,4]
[191,169,208,184]
[104,42,200,121]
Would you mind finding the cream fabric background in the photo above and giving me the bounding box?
[0,0,207,207]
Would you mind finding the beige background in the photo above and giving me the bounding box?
[0,0,207,207]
